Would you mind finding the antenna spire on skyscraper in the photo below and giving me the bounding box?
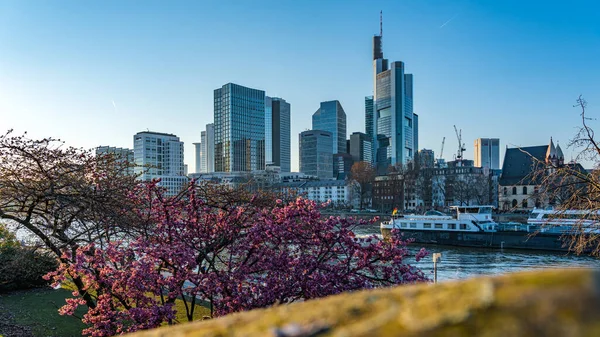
[380,10,383,37]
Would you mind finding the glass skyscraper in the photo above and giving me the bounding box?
[214,83,265,172]
[372,19,416,173]
[299,130,333,179]
[265,97,291,172]
[365,96,375,162]
[349,132,373,163]
[312,100,346,155]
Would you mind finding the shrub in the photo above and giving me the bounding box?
[0,246,58,292]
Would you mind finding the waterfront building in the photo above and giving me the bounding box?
[474,138,500,169]
[133,131,187,196]
[214,83,265,172]
[95,146,134,175]
[497,138,584,212]
[349,132,373,163]
[273,179,352,208]
[299,130,333,180]
[265,97,291,172]
[312,100,347,155]
[372,15,416,173]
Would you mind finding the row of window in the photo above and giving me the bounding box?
[504,186,528,195]
[400,223,468,230]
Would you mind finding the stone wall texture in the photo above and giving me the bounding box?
[126,269,600,337]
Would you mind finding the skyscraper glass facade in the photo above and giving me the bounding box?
[372,23,416,173]
[265,96,273,166]
[312,100,346,155]
[365,96,374,162]
[299,130,333,179]
[214,83,265,172]
[265,97,291,172]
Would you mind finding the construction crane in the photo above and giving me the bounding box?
[436,137,445,168]
[453,125,466,166]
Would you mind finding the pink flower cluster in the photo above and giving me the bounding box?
[46,183,428,336]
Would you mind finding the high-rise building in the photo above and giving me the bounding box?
[200,130,207,172]
[265,97,291,172]
[204,123,214,173]
[193,142,202,173]
[372,14,416,172]
[312,100,347,155]
[474,138,500,169]
[299,130,333,179]
[193,123,214,174]
[96,146,134,175]
[417,149,435,169]
[133,131,187,196]
[365,96,375,161]
[349,132,373,163]
[214,83,265,172]
[413,113,419,159]
[333,153,354,180]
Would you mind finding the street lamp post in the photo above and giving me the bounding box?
[433,253,442,283]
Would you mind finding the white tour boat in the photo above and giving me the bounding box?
[380,206,498,236]
[527,208,600,234]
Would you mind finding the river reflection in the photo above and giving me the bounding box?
[353,223,600,282]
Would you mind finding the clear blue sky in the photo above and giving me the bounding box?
[1,0,599,171]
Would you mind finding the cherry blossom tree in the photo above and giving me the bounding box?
[46,181,428,336]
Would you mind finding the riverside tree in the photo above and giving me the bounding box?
[532,96,600,256]
[46,181,429,336]
[350,161,375,209]
[0,131,141,307]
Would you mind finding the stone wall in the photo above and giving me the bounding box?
[127,269,600,337]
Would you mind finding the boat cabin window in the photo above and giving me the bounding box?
[435,223,443,229]
[479,207,492,214]
[448,224,456,230]
[423,223,431,228]
[410,223,417,228]
[456,207,492,214]
[460,224,468,230]
[400,223,407,228]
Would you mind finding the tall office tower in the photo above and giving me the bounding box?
[474,138,500,169]
[365,96,375,161]
[133,131,187,196]
[349,132,373,163]
[372,13,416,172]
[200,130,207,172]
[265,97,291,172]
[312,100,346,155]
[214,83,265,172]
[193,142,202,173]
[299,130,333,179]
[413,113,419,159]
[333,153,354,180]
[95,146,134,175]
[204,123,214,173]
[417,149,435,169]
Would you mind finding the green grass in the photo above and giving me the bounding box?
[0,287,211,337]
[0,288,87,337]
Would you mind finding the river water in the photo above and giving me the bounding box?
[353,223,600,282]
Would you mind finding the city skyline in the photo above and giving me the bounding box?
[1,1,599,171]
